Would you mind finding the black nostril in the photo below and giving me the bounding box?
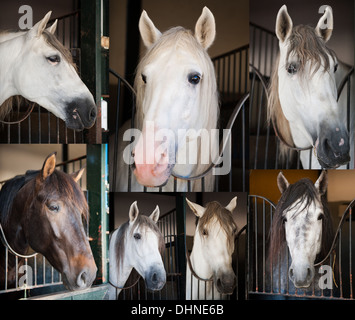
[152,273,157,283]
[90,107,97,120]
[306,268,312,280]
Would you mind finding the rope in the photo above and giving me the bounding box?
[0,223,37,259]
[0,102,35,125]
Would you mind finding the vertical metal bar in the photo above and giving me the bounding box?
[349,207,353,299]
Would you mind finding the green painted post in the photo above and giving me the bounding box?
[80,0,103,144]
[86,144,109,285]
[175,193,186,299]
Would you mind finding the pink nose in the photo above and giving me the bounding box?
[133,124,172,187]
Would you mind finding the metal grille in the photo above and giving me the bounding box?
[247,194,355,300]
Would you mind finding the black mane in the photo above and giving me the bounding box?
[0,170,39,225]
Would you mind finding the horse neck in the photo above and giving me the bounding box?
[0,32,25,105]
[2,180,33,255]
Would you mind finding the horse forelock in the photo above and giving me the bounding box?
[198,201,237,252]
[38,170,89,221]
[42,30,78,72]
[269,178,333,263]
[134,26,219,131]
[286,25,336,77]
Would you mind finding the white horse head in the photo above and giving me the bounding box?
[108,201,166,299]
[187,197,237,296]
[132,7,219,187]
[269,5,350,168]
[270,171,333,288]
[0,12,97,130]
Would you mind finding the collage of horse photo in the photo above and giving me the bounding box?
[0,0,354,310]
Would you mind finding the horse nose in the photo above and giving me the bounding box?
[289,265,314,288]
[76,270,88,288]
[89,105,97,122]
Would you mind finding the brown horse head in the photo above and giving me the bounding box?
[0,152,97,291]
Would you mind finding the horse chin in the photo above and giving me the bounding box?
[317,154,350,169]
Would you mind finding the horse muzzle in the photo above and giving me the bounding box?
[65,98,97,131]
[144,267,166,291]
[289,263,315,288]
[215,271,237,295]
[316,123,350,168]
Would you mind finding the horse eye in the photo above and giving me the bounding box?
[202,229,208,236]
[283,217,287,224]
[47,203,59,212]
[46,55,61,65]
[317,214,324,221]
[334,63,338,73]
[134,233,141,240]
[287,63,298,75]
[141,74,147,84]
[188,73,201,85]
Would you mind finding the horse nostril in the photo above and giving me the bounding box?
[306,268,312,280]
[77,270,88,287]
[152,272,158,283]
[89,107,97,121]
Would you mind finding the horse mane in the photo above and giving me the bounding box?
[197,201,237,252]
[0,29,77,120]
[267,25,337,158]
[114,214,165,276]
[134,26,219,131]
[268,178,334,264]
[0,170,38,226]
[0,169,88,226]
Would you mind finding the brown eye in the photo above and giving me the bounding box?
[47,203,59,212]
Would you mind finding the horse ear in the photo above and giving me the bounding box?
[149,205,160,223]
[277,171,290,193]
[40,152,57,181]
[315,170,328,195]
[71,167,85,183]
[28,11,52,38]
[275,5,293,43]
[139,10,162,48]
[225,196,237,213]
[129,201,139,223]
[186,198,206,218]
[47,19,58,35]
[315,6,333,43]
[195,6,216,50]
